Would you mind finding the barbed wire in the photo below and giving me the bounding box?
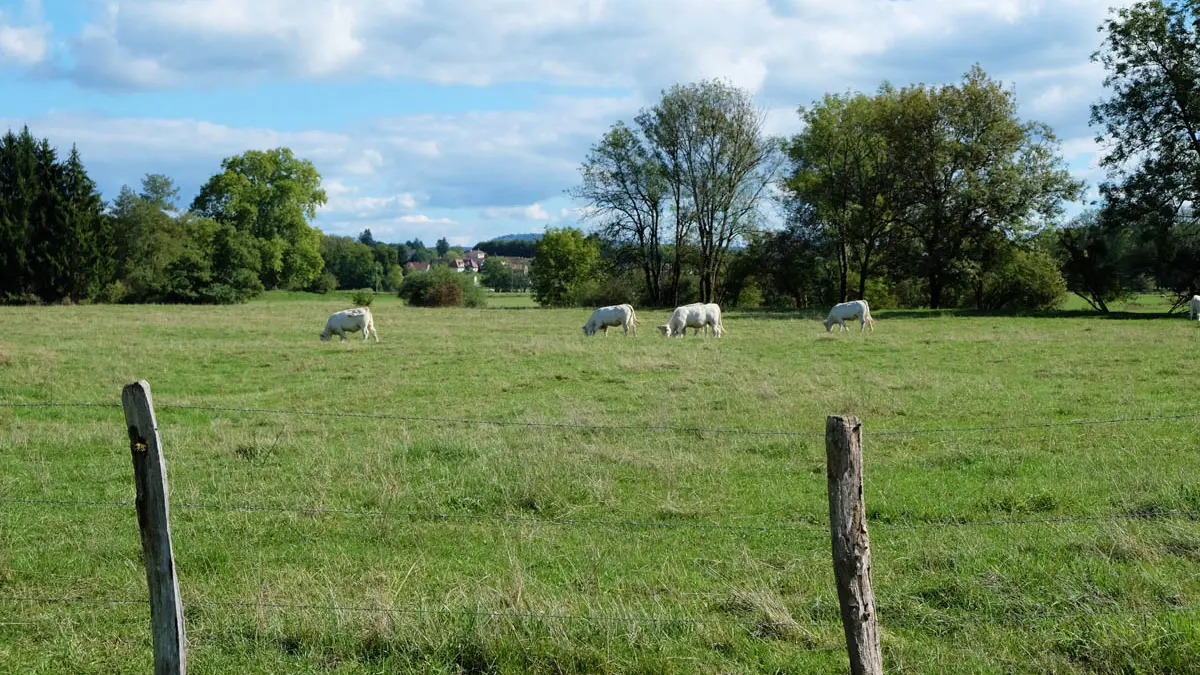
[6,401,1200,438]
[0,595,836,630]
[2,497,1194,534]
[0,497,825,533]
[869,509,1196,531]
[4,594,1192,627]
[871,411,1200,437]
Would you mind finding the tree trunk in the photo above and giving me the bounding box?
[857,248,872,301]
[929,274,943,309]
[838,251,849,304]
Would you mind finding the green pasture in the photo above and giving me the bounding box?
[1,291,1198,673]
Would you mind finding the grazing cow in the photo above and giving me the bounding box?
[657,302,724,338]
[320,307,379,342]
[824,299,875,332]
[1190,295,1200,320]
[583,304,639,336]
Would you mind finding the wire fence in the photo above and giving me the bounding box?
[2,397,1199,665]
[0,496,1193,534]
[6,400,1200,438]
[2,400,1199,534]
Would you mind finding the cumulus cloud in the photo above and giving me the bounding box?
[42,0,1134,106]
[0,97,626,240]
[0,0,48,66]
[6,0,1137,237]
[480,203,552,222]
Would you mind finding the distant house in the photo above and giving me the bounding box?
[405,261,430,273]
[501,257,532,274]
[464,249,487,265]
[448,258,482,273]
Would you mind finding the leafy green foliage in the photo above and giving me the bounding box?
[1091,1,1200,299]
[1055,211,1143,312]
[479,256,515,292]
[309,271,338,294]
[191,147,328,290]
[351,289,375,307]
[399,266,486,307]
[786,90,895,303]
[968,244,1066,311]
[570,121,668,305]
[320,235,378,289]
[530,227,600,307]
[882,67,1083,307]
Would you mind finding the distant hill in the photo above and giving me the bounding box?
[491,233,542,242]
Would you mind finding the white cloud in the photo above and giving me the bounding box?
[50,0,1136,107]
[480,203,552,222]
[7,0,1140,239]
[395,214,453,225]
[0,0,48,66]
[343,148,384,176]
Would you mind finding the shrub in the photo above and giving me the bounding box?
[399,267,487,308]
[571,273,640,307]
[309,271,338,294]
[970,247,1066,311]
[735,276,764,309]
[430,280,462,307]
[97,280,129,304]
[1,292,43,306]
[351,289,375,307]
[381,265,405,292]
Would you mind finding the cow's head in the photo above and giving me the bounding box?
[657,324,670,337]
[319,331,332,341]
[823,318,834,332]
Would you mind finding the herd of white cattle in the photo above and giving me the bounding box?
[317,298,878,343]
[318,295,1200,343]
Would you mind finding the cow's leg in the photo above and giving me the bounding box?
[338,328,348,342]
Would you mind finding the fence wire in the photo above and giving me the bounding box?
[6,400,1200,438]
[0,594,839,631]
[2,593,1191,626]
[1,496,1194,534]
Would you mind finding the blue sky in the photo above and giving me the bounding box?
[0,0,1127,245]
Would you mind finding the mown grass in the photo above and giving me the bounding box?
[1,291,1198,673]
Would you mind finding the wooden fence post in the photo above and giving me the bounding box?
[826,415,883,675]
[122,380,187,675]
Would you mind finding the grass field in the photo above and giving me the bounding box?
[2,290,1199,673]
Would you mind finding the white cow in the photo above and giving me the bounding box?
[583,304,639,336]
[320,307,379,342]
[1190,295,1200,320]
[657,302,725,338]
[824,299,875,332]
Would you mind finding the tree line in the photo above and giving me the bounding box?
[0,131,536,305]
[551,1,1200,312]
[561,69,1079,311]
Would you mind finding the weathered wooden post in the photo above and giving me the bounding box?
[122,380,187,675]
[826,415,883,675]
